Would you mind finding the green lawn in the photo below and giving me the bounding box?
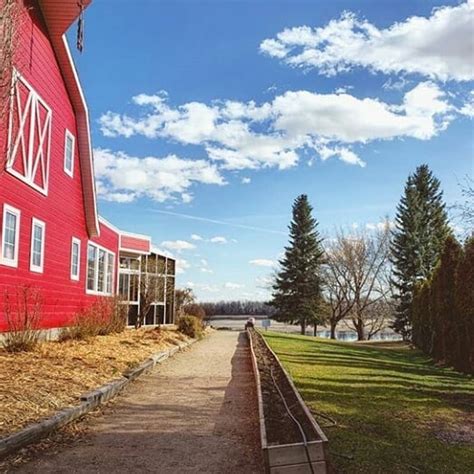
[262,331,474,474]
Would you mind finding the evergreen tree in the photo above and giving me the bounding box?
[390,164,451,340]
[430,236,461,364]
[271,195,324,335]
[412,281,432,353]
[454,238,474,374]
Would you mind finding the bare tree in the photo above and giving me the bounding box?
[174,288,195,318]
[0,0,20,170]
[457,176,474,232]
[326,225,393,340]
[323,252,355,339]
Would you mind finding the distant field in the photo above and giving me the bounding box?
[262,332,474,474]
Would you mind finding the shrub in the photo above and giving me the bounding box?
[2,285,43,352]
[177,314,203,339]
[59,296,128,341]
[182,303,206,320]
[100,296,128,335]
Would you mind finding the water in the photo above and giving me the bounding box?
[207,315,402,342]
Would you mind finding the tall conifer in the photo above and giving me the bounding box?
[391,164,451,339]
[271,195,324,335]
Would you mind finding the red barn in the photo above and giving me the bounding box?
[0,0,175,332]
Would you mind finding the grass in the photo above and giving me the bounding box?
[262,331,474,474]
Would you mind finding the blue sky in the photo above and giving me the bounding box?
[70,0,473,301]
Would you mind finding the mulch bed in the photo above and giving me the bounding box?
[0,327,189,438]
[249,329,320,446]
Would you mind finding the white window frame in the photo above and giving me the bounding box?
[64,129,75,177]
[71,237,81,281]
[86,241,115,296]
[29,218,45,273]
[1,204,21,268]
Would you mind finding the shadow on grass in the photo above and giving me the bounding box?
[264,332,474,411]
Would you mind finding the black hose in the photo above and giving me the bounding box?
[270,367,315,474]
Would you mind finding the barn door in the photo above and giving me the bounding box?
[6,71,52,195]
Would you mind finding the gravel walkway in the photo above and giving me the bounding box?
[16,331,263,473]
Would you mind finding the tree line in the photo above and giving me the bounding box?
[270,164,473,373]
[199,300,276,317]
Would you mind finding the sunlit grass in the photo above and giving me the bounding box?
[263,332,474,474]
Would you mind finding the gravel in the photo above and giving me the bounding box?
[14,331,263,473]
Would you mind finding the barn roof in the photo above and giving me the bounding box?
[37,0,99,237]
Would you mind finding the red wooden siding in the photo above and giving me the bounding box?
[0,1,119,331]
[120,235,151,253]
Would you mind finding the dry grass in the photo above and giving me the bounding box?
[0,327,189,437]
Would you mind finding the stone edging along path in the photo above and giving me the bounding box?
[0,338,199,460]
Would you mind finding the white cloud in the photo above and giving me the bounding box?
[99,80,456,175]
[191,234,203,241]
[260,2,474,81]
[459,91,474,117]
[224,282,245,289]
[365,220,395,231]
[161,240,196,252]
[210,236,228,244]
[241,177,251,184]
[175,258,190,274]
[335,86,353,94]
[249,259,275,267]
[272,85,451,143]
[181,193,193,204]
[256,276,274,287]
[94,148,225,203]
[199,258,213,273]
[318,145,366,167]
[187,282,219,293]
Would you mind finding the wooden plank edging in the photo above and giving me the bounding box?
[247,330,329,473]
[257,332,329,445]
[0,336,200,460]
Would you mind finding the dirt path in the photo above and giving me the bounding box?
[15,331,263,473]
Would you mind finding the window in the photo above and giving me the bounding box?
[86,242,115,295]
[87,244,97,291]
[64,130,75,177]
[1,205,21,267]
[97,249,106,292]
[106,254,114,293]
[71,238,80,280]
[30,218,45,273]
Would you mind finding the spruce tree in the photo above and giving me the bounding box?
[391,164,451,340]
[271,194,324,335]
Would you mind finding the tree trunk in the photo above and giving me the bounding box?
[313,324,317,337]
[330,321,337,339]
[356,321,365,341]
[300,319,306,335]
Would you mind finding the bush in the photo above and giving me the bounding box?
[59,296,128,341]
[100,296,128,335]
[177,314,203,339]
[2,285,43,352]
[182,303,206,320]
